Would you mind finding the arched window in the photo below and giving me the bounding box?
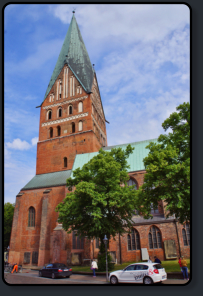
[64,157,67,168]
[49,127,53,138]
[72,231,84,249]
[58,107,62,118]
[127,178,137,190]
[47,110,52,120]
[127,234,131,250]
[96,238,100,248]
[127,229,140,250]
[150,203,159,214]
[69,105,73,115]
[182,223,190,246]
[78,121,83,131]
[72,122,75,133]
[28,207,35,227]
[78,102,83,112]
[148,226,162,249]
[57,126,61,136]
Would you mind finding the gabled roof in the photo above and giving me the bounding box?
[42,13,94,104]
[70,138,158,178]
[22,170,72,190]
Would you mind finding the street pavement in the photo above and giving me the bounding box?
[4,270,190,285]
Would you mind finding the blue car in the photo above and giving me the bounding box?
[39,263,72,279]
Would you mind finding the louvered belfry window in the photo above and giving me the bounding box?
[72,122,75,133]
[148,226,162,249]
[28,207,35,227]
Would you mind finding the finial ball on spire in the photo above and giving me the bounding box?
[72,10,75,14]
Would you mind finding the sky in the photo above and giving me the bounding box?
[4,4,190,204]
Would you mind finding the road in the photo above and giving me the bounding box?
[4,270,190,285]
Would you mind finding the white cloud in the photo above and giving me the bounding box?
[6,137,38,151]
[6,138,31,150]
[105,87,189,147]
[31,137,38,146]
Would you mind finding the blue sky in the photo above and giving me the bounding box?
[4,4,190,204]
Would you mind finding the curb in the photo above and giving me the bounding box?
[29,269,190,280]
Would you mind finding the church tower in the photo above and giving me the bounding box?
[8,12,108,268]
[36,12,107,174]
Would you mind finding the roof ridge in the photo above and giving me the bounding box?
[103,138,158,150]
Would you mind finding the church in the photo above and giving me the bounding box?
[9,12,190,267]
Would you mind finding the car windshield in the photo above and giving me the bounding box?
[153,264,163,269]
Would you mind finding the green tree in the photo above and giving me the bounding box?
[4,202,15,250]
[56,145,138,270]
[136,102,190,223]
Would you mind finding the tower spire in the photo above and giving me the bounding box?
[42,12,94,104]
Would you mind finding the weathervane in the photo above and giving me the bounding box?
[72,8,76,14]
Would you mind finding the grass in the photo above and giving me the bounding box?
[71,259,190,273]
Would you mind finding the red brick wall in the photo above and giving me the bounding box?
[36,130,102,174]
[9,186,67,266]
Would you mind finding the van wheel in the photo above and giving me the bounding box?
[110,276,118,284]
[143,276,153,284]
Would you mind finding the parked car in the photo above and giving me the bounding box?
[109,262,167,285]
[39,263,72,279]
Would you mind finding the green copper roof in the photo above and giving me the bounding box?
[70,139,158,178]
[43,13,94,103]
[22,170,72,190]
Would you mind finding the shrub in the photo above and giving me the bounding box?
[97,251,114,272]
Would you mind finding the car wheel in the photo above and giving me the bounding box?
[143,276,153,285]
[110,276,118,285]
[39,271,42,277]
[52,273,56,279]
